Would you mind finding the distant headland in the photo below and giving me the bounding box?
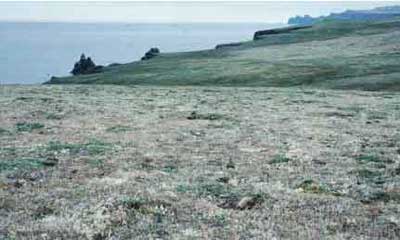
[288,5,400,25]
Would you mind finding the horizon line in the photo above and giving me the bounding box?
[0,19,285,24]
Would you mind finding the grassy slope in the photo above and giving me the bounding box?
[48,19,400,90]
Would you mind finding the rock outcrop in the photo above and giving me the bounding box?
[141,48,160,61]
[71,54,103,75]
[253,25,312,40]
[215,42,243,49]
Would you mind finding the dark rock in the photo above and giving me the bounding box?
[141,48,160,60]
[395,165,400,175]
[25,171,45,181]
[187,111,198,120]
[12,179,26,188]
[218,194,265,210]
[187,111,223,121]
[226,160,235,169]
[216,176,230,183]
[253,25,312,40]
[70,54,103,75]
[312,158,327,165]
[42,156,59,167]
[215,42,242,49]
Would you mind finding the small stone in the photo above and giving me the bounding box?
[312,159,326,165]
[187,111,198,120]
[216,176,229,183]
[226,160,235,169]
[395,166,400,175]
[79,149,89,156]
[228,178,239,187]
[13,179,26,188]
[236,196,258,210]
[190,130,204,137]
[26,171,44,181]
[42,156,59,166]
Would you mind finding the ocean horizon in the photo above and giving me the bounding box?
[0,21,284,84]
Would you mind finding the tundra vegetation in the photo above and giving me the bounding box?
[2,12,400,240]
[1,85,400,239]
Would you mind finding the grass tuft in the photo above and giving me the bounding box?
[45,113,63,120]
[297,179,341,196]
[270,154,291,164]
[46,139,113,155]
[357,169,383,179]
[0,158,48,173]
[16,122,44,132]
[356,154,382,163]
[120,196,148,210]
[0,127,12,136]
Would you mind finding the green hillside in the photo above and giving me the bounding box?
[47,19,400,91]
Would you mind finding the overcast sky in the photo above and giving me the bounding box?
[0,1,399,23]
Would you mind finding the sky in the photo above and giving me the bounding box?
[0,1,399,23]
